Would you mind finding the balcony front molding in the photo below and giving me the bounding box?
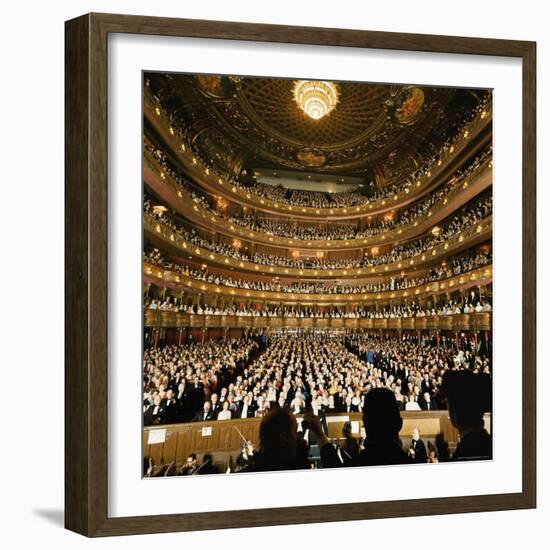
[144,261,492,305]
[144,310,492,332]
[145,149,492,252]
[145,211,492,279]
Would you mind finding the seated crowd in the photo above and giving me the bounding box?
[144,247,491,296]
[143,333,491,426]
[144,334,492,475]
[144,193,492,270]
[144,296,492,318]
[145,145,491,242]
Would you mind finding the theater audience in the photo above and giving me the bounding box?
[141,86,494,479]
[145,178,492,248]
[145,297,492,320]
[144,333,491,428]
[143,344,493,476]
[145,247,491,297]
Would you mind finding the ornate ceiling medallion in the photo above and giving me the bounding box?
[293,80,340,120]
[296,147,327,167]
[392,86,425,125]
[196,74,233,98]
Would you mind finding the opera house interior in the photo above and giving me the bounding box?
[142,73,493,477]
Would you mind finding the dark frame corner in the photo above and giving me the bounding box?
[65,12,536,537]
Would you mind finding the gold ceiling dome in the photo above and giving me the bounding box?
[147,74,486,183]
[293,80,340,120]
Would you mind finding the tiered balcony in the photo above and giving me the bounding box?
[144,261,492,305]
[144,148,492,251]
[145,210,492,279]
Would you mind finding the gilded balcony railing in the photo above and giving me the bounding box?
[144,210,492,279]
[143,261,492,305]
[144,310,492,332]
[144,148,492,251]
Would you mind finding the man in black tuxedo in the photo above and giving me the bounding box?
[421,373,434,396]
[175,381,192,422]
[193,400,214,422]
[408,428,428,463]
[188,375,205,418]
[238,395,256,418]
[144,395,165,426]
[162,389,179,424]
[419,391,438,411]
[210,392,222,416]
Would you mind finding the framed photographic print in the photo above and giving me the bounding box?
[65,13,536,537]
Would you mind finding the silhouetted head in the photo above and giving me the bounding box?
[258,406,298,464]
[362,388,403,441]
[441,371,492,434]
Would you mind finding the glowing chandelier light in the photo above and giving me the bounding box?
[293,80,340,120]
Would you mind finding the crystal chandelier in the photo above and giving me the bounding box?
[293,80,340,120]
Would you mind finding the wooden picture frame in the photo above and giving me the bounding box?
[65,12,536,537]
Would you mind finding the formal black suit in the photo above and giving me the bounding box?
[238,402,256,418]
[420,398,438,411]
[144,404,165,426]
[421,379,434,396]
[454,428,492,461]
[210,401,222,416]
[176,392,193,422]
[193,410,214,422]
[162,399,179,424]
[409,438,428,463]
[188,383,205,416]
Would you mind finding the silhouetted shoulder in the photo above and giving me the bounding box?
[454,429,492,461]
